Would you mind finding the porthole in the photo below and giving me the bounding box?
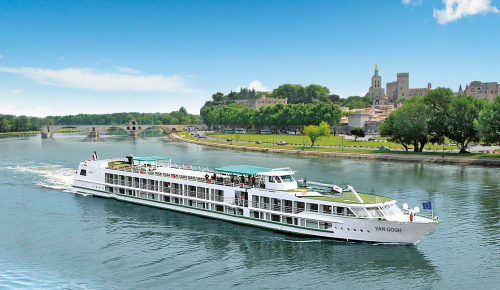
[341,227,343,230]
[360,229,363,232]
[347,228,350,231]
[354,229,356,232]
[367,230,370,233]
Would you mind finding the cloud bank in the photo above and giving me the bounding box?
[433,0,499,24]
[0,66,198,93]
[114,66,140,74]
[236,80,269,92]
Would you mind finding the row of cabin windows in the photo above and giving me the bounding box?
[251,195,355,217]
[104,185,334,230]
[250,210,333,230]
[105,186,247,216]
[105,174,225,202]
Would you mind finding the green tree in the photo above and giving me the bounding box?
[446,95,485,153]
[303,121,331,147]
[478,95,500,144]
[424,87,452,143]
[350,127,365,142]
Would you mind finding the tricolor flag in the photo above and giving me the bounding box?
[91,151,98,161]
[422,202,432,210]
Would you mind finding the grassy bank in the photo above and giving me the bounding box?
[204,132,458,150]
[0,131,40,135]
[177,132,500,158]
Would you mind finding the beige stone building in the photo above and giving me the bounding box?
[367,65,432,104]
[235,95,287,110]
[458,81,500,101]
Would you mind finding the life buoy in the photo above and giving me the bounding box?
[409,212,414,222]
[111,157,115,161]
[302,192,307,195]
[141,169,144,174]
[172,174,176,178]
[186,164,190,168]
[112,166,116,170]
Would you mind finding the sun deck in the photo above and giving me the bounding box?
[99,157,393,205]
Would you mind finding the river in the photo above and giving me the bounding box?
[0,134,498,289]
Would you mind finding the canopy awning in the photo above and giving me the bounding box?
[215,165,273,176]
[132,156,171,162]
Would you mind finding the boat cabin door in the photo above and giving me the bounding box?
[235,191,248,207]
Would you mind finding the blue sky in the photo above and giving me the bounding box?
[1,0,499,117]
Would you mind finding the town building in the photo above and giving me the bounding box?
[234,95,288,110]
[458,81,500,101]
[367,65,432,104]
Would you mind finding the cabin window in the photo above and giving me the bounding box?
[237,209,243,215]
[271,198,281,212]
[188,186,196,197]
[336,207,345,215]
[307,203,318,212]
[150,194,156,200]
[319,222,332,230]
[215,190,224,202]
[346,208,355,216]
[283,200,293,213]
[268,176,275,182]
[80,169,86,176]
[226,207,236,215]
[261,197,270,210]
[252,195,260,208]
[283,216,293,224]
[164,195,170,202]
[294,201,305,213]
[215,205,224,212]
[275,177,282,183]
[306,220,318,229]
[188,200,195,207]
[320,205,332,214]
[366,207,384,218]
[351,208,369,218]
[140,192,147,198]
[300,219,305,227]
[197,187,205,199]
[197,202,205,209]
[281,175,294,182]
[173,197,181,204]
[271,214,281,222]
[251,211,260,218]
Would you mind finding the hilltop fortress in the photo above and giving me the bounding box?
[368,64,499,105]
[368,64,431,105]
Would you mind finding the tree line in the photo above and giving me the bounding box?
[201,102,343,130]
[380,88,500,153]
[207,83,371,109]
[0,107,199,133]
[0,115,41,133]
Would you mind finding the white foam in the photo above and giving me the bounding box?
[9,165,75,192]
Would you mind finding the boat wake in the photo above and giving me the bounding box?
[8,165,75,192]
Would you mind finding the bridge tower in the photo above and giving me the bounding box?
[127,118,140,136]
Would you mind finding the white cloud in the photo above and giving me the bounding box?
[433,0,499,24]
[58,57,65,61]
[0,55,2,59]
[402,0,421,4]
[0,66,199,93]
[114,66,140,74]
[236,80,270,92]
[13,89,21,94]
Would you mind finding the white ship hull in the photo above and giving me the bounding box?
[72,167,438,244]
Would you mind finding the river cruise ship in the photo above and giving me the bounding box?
[72,156,439,244]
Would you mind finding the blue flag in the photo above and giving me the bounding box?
[422,202,432,210]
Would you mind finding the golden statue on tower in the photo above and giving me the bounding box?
[376,63,377,69]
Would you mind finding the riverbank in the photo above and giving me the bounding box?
[0,131,40,136]
[171,133,500,167]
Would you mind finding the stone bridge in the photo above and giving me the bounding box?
[40,124,205,138]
